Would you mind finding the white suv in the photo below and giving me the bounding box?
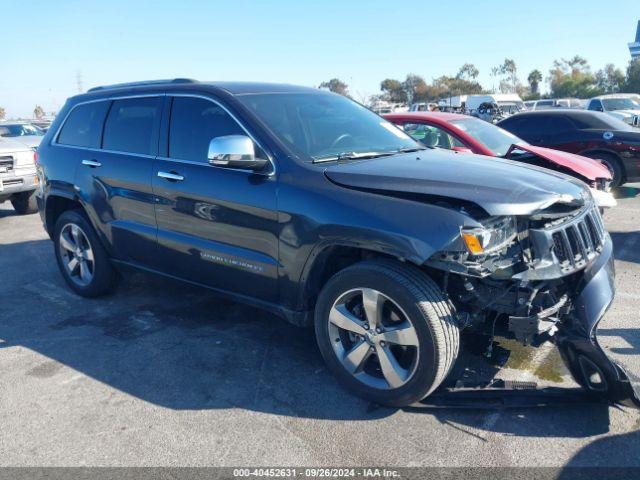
[586,94,640,127]
[0,138,38,214]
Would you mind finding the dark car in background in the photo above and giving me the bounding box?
[35,80,639,408]
[497,110,640,187]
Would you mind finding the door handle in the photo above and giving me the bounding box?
[82,159,102,168]
[157,171,184,182]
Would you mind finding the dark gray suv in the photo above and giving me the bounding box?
[34,79,639,408]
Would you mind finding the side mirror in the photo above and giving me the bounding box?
[208,135,269,172]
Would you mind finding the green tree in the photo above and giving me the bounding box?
[401,74,429,104]
[548,56,599,98]
[0,107,5,120]
[380,78,407,103]
[596,64,625,94]
[457,63,479,80]
[492,58,520,93]
[625,59,640,93]
[319,78,349,96]
[33,105,45,119]
[527,69,543,98]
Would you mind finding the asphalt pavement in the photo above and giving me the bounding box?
[0,187,639,468]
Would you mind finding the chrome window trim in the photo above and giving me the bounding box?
[50,143,156,159]
[52,93,165,147]
[52,92,276,176]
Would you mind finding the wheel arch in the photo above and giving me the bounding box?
[44,192,83,239]
[296,241,417,314]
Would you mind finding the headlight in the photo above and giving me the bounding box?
[461,216,517,255]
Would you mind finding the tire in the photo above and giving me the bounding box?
[53,209,118,297]
[10,191,38,215]
[314,259,459,407]
[584,152,624,187]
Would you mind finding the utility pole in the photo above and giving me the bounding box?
[76,71,83,93]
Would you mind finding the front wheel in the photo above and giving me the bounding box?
[314,259,459,407]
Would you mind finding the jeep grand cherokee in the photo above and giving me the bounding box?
[35,79,639,407]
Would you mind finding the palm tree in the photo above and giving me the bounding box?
[528,70,543,96]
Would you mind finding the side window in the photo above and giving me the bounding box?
[103,97,162,155]
[169,97,245,162]
[401,123,456,149]
[545,117,574,133]
[588,100,603,111]
[57,101,110,148]
[499,117,534,137]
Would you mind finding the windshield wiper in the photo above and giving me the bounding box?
[312,151,396,164]
[393,146,429,153]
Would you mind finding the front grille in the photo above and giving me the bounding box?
[0,156,14,173]
[550,205,605,271]
[1,179,23,187]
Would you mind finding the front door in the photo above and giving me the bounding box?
[152,95,279,302]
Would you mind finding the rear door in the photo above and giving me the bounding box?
[151,95,279,302]
[72,95,163,265]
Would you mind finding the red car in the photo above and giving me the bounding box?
[383,112,615,207]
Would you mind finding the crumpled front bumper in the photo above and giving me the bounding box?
[555,235,640,408]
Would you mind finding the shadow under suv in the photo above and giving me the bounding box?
[35,79,639,408]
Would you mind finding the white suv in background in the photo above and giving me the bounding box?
[0,138,38,214]
[586,94,640,127]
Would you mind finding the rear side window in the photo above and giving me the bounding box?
[57,101,110,148]
[103,97,162,155]
[168,97,244,162]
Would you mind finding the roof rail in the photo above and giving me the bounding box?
[87,78,197,93]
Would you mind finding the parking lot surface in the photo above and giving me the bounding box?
[0,188,639,468]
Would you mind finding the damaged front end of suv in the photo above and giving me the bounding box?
[425,188,639,408]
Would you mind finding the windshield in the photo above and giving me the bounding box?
[602,98,640,111]
[497,101,524,113]
[0,124,44,137]
[237,93,419,162]
[449,117,525,157]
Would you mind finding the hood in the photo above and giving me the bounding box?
[608,109,640,118]
[1,135,42,149]
[0,137,33,154]
[507,144,611,181]
[323,150,589,217]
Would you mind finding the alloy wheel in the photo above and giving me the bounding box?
[328,288,420,390]
[58,223,95,287]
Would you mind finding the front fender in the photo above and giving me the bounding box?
[277,179,477,311]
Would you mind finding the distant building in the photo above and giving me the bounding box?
[630,21,640,60]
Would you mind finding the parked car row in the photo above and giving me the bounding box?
[33,79,639,409]
[498,109,640,187]
[383,111,617,202]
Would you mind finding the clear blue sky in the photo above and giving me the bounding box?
[2,0,638,117]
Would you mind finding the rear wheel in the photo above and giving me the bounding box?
[10,191,38,215]
[314,259,459,407]
[53,210,118,297]
[584,152,624,187]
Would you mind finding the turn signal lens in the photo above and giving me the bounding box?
[462,232,484,255]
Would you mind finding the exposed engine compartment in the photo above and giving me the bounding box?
[426,198,606,346]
